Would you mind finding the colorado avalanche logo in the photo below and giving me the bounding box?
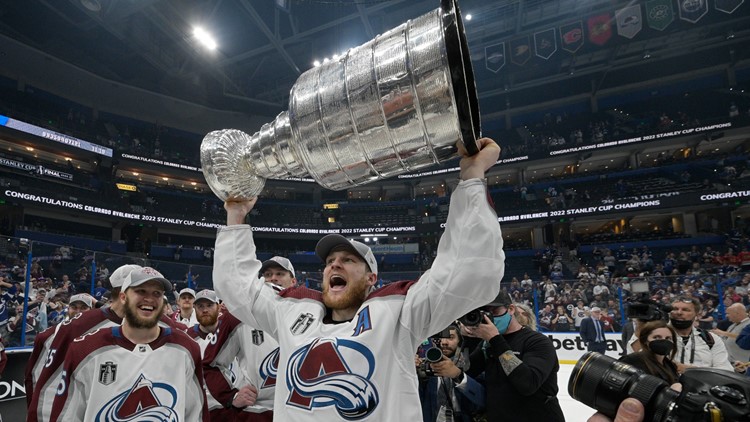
[95,374,179,421]
[259,347,280,388]
[286,338,379,420]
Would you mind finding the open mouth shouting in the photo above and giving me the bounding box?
[329,275,348,292]
[137,304,156,317]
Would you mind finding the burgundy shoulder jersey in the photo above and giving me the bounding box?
[50,326,208,421]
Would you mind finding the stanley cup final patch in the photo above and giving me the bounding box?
[252,329,265,345]
[99,361,118,385]
[290,313,315,335]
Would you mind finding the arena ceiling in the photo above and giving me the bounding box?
[0,0,748,123]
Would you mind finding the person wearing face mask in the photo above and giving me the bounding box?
[669,296,733,372]
[619,320,680,385]
[461,291,564,422]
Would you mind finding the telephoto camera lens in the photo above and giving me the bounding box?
[568,352,679,421]
[424,347,444,363]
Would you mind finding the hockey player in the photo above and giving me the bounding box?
[24,293,95,407]
[49,266,208,421]
[214,138,505,421]
[27,264,186,421]
[173,287,199,326]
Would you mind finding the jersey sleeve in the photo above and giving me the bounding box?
[202,316,243,407]
[213,226,281,338]
[184,338,210,422]
[402,179,505,342]
[49,343,86,422]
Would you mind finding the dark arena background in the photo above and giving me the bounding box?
[0,0,749,419]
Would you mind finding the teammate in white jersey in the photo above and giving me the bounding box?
[214,138,505,421]
[50,266,208,421]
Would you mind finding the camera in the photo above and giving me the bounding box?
[458,309,492,326]
[626,279,671,321]
[417,328,452,378]
[569,352,750,421]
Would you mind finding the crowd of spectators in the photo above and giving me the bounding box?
[498,238,750,336]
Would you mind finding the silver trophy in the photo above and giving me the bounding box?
[201,0,480,201]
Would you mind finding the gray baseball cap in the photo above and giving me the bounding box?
[260,256,296,278]
[194,289,219,304]
[109,264,143,288]
[315,234,378,275]
[121,267,172,292]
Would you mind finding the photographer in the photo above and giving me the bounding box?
[462,292,564,422]
[669,296,734,372]
[417,325,484,422]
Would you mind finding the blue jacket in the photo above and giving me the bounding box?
[737,323,750,351]
[419,373,485,422]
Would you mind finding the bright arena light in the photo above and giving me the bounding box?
[193,26,217,50]
[313,60,321,67]
[465,14,472,21]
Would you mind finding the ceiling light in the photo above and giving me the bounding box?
[162,177,169,181]
[132,172,139,176]
[193,26,217,50]
[465,14,472,21]
[26,147,34,151]
[313,60,321,67]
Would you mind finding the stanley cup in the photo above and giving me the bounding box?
[200,0,480,201]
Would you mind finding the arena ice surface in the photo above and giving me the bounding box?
[558,363,598,421]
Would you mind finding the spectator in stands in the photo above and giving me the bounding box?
[520,273,533,291]
[572,300,589,331]
[538,303,555,331]
[552,305,573,332]
[669,296,733,372]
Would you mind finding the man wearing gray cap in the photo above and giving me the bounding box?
[49,266,208,421]
[28,264,187,421]
[173,287,199,326]
[214,138,504,421]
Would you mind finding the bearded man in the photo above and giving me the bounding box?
[214,138,505,421]
[49,267,208,421]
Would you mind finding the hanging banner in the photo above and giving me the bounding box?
[560,21,584,53]
[616,4,643,39]
[534,28,557,59]
[646,0,675,30]
[587,13,613,46]
[485,42,506,73]
[510,36,531,66]
[678,0,709,23]
[715,0,744,13]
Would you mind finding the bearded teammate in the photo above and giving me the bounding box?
[214,138,505,421]
[24,294,95,407]
[27,264,187,421]
[49,267,208,421]
[202,256,297,421]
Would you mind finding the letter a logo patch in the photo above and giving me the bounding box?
[352,306,372,337]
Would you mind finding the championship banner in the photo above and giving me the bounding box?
[0,349,31,420]
[678,0,709,23]
[715,0,744,13]
[560,21,584,53]
[484,42,506,73]
[646,0,675,30]
[534,28,557,59]
[587,13,613,46]
[509,36,531,66]
[615,4,643,39]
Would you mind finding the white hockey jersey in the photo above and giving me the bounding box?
[50,326,208,421]
[214,179,505,421]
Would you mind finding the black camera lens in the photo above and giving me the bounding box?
[569,352,679,421]
[425,347,443,363]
